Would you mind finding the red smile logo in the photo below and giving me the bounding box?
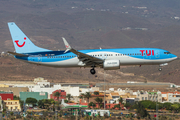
[15,37,26,47]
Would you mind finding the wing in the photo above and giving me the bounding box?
[62,37,104,66]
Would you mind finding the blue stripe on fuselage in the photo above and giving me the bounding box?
[15,48,175,62]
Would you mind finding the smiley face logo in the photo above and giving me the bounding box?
[15,37,26,47]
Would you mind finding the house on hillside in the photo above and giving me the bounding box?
[4,100,21,111]
[50,90,66,101]
[161,91,180,103]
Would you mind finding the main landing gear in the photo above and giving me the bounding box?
[90,68,96,75]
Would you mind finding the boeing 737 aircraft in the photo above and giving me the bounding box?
[7,22,177,75]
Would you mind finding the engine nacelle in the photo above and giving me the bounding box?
[103,60,120,70]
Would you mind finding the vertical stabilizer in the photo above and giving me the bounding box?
[8,22,51,53]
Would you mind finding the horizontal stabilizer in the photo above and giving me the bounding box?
[7,51,29,57]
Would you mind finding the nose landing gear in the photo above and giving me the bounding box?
[158,68,162,71]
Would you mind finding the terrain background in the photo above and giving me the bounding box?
[0,0,180,84]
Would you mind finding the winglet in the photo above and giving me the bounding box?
[62,37,71,53]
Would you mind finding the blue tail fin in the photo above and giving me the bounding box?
[8,22,51,53]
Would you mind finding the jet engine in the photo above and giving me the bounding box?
[103,60,120,70]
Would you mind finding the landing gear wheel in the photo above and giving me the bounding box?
[158,68,162,71]
[90,69,96,75]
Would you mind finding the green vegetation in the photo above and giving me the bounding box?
[83,92,92,103]
[95,97,103,108]
[118,97,123,104]
[133,102,150,119]
[38,99,55,110]
[94,92,99,95]
[114,104,121,110]
[25,97,37,106]
[66,94,72,102]
[88,102,96,108]
[53,92,61,101]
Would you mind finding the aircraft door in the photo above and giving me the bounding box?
[155,50,160,58]
[38,54,42,62]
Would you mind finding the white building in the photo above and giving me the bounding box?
[37,81,50,87]
[61,86,79,96]
[79,87,99,95]
[30,84,61,99]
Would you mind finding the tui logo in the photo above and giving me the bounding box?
[15,37,26,47]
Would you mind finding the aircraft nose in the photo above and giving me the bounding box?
[172,54,178,60]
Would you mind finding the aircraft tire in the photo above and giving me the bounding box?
[90,69,96,75]
[158,68,162,71]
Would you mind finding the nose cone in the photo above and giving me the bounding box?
[172,54,178,60]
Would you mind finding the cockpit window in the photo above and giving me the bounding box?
[164,52,171,54]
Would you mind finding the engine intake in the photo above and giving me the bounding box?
[103,60,120,70]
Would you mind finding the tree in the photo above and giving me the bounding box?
[66,94,72,102]
[64,99,68,103]
[140,100,156,110]
[134,102,150,118]
[79,93,84,99]
[163,102,173,110]
[10,111,14,116]
[108,104,111,109]
[89,102,96,108]
[94,92,99,95]
[38,99,55,110]
[95,97,103,108]
[124,103,131,109]
[25,98,37,106]
[118,97,123,104]
[114,104,121,110]
[171,104,179,113]
[53,92,61,102]
[13,95,20,100]
[38,100,45,109]
[84,92,91,103]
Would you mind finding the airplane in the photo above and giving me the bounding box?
[7,22,177,75]
[61,99,87,109]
